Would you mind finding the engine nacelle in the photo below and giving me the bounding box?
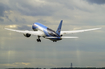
[23,33,31,37]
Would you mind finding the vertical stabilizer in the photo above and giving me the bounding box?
[56,20,63,36]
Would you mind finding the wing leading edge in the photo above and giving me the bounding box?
[5,28,43,36]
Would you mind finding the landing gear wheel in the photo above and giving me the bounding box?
[53,41,57,42]
[37,36,41,42]
[37,39,41,42]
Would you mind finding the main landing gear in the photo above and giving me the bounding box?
[53,40,57,42]
[37,36,41,42]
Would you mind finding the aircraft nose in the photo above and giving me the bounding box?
[32,24,38,31]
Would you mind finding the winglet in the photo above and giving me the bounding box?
[56,20,63,35]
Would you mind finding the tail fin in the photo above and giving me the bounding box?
[56,20,63,35]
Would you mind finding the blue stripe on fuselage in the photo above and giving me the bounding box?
[32,22,49,36]
[32,22,61,41]
[35,22,48,29]
[32,22,47,31]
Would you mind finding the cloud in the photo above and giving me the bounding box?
[17,25,32,30]
[0,62,30,68]
[0,3,6,17]
[0,2,10,17]
[0,3,9,22]
[5,24,31,30]
[86,0,105,4]
[0,18,4,21]
[0,0,105,68]
[1,0,105,25]
[4,0,60,16]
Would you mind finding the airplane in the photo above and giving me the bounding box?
[5,20,101,42]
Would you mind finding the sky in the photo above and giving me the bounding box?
[0,0,105,68]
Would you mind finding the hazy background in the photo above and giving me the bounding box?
[0,0,105,69]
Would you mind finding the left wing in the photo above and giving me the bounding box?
[5,28,43,36]
[61,28,101,35]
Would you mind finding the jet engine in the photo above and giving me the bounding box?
[23,33,31,37]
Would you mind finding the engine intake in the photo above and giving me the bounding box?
[23,33,31,37]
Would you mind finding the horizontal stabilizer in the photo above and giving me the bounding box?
[45,37,59,38]
[61,36,78,38]
[45,36,78,39]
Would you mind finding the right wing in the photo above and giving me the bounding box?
[5,28,43,36]
[61,28,101,35]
